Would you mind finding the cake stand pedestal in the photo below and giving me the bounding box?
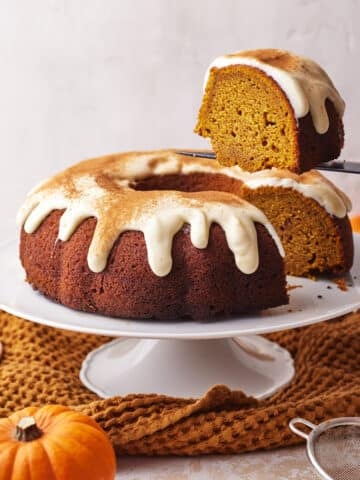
[1,236,359,399]
[80,336,293,399]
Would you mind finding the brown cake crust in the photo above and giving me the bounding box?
[298,99,344,171]
[20,210,288,320]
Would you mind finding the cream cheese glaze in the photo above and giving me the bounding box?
[106,150,351,217]
[17,150,351,276]
[203,49,345,134]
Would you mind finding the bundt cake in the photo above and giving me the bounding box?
[195,49,345,173]
[133,151,353,277]
[18,150,353,321]
[17,151,288,321]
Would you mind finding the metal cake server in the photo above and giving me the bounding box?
[176,151,360,174]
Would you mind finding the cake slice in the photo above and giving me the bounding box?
[195,49,345,173]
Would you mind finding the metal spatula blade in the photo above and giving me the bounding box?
[176,151,360,174]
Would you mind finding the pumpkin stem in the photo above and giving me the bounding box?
[15,416,42,442]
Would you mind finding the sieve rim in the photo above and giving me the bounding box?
[290,417,360,480]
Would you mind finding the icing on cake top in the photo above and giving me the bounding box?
[203,49,345,134]
[17,150,351,276]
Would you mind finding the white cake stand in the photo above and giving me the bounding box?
[1,236,359,399]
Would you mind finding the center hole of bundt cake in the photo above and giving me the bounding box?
[133,173,243,196]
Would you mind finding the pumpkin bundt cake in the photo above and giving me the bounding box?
[17,151,288,321]
[195,49,345,173]
[18,151,353,321]
[131,152,353,277]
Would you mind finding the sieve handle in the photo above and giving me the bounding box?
[289,418,317,440]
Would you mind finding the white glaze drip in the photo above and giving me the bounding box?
[18,187,282,276]
[203,51,345,134]
[18,151,351,276]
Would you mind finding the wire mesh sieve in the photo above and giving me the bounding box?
[289,417,360,480]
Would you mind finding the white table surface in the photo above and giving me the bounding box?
[116,446,316,479]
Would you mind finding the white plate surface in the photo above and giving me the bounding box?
[0,236,359,339]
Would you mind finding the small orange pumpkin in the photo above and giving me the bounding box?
[0,405,116,480]
[351,215,360,234]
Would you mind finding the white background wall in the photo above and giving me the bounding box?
[1,0,359,236]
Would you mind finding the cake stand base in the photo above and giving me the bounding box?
[80,335,294,399]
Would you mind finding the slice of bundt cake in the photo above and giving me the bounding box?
[195,49,345,173]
